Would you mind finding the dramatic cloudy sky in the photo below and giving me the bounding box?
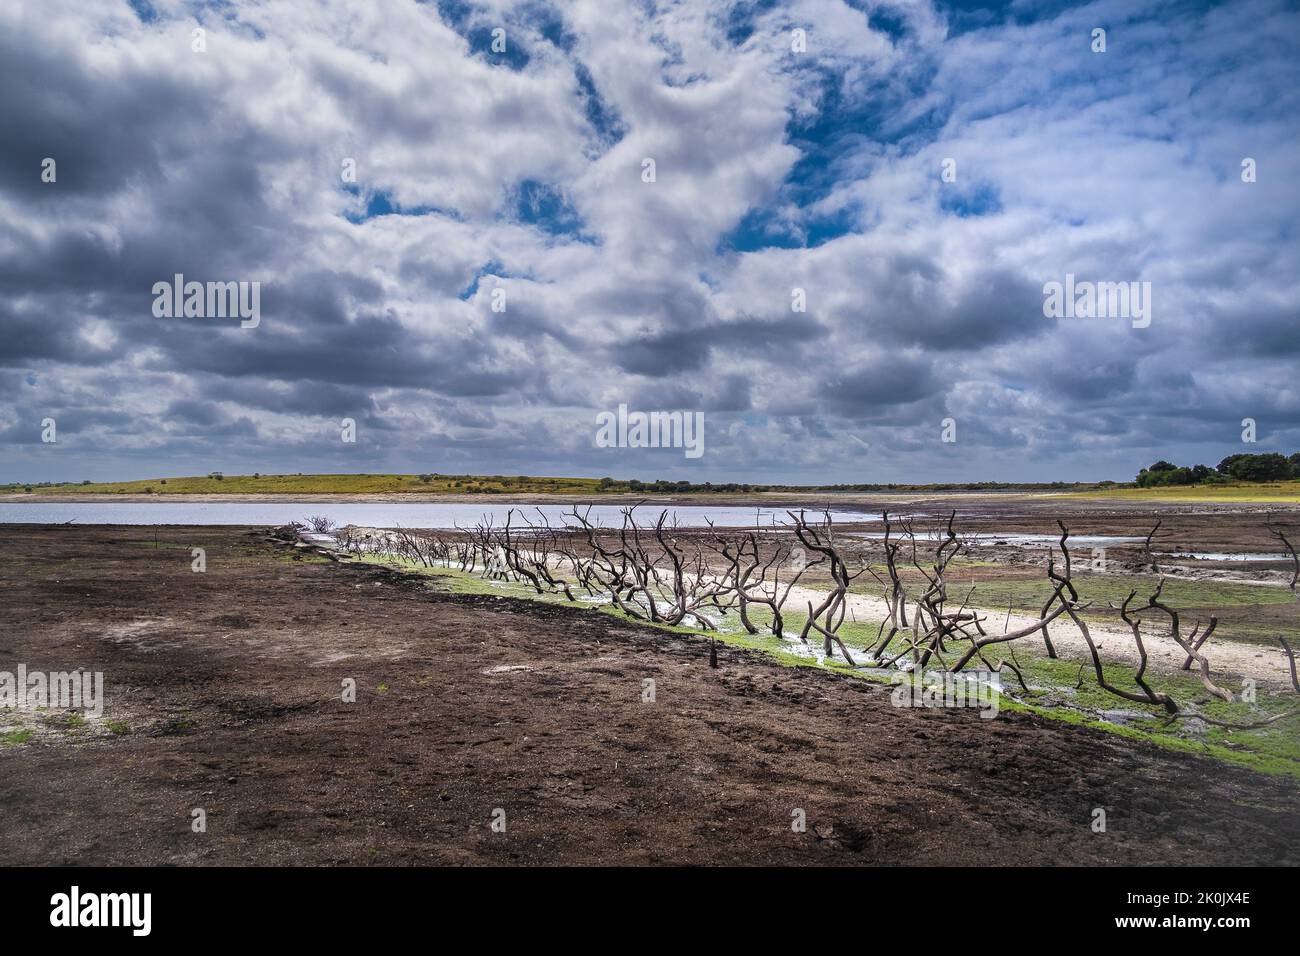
[2,0,1297,484]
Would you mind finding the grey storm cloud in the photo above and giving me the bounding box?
[2,0,1299,484]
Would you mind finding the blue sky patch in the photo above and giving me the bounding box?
[343,187,464,224]
[511,180,591,240]
[939,180,1003,218]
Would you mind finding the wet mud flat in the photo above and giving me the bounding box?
[793,496,1297,554]
[1,524,1297,865]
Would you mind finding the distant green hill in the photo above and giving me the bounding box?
[2,473,608,495]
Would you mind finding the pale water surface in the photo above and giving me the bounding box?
[0,501,874,529]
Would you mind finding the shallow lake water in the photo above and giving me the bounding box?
[0,501,876,530]
[852,531,1147,548]
[1164,551,1293,562]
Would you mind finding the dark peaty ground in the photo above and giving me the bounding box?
[0,524,1296,865]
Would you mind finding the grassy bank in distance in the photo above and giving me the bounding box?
[1,473,609,496]
[1063,480,1300,503]
[3,472,1299,501]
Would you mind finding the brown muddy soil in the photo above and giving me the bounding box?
[0,524,1297,866]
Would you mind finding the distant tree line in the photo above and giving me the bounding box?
[622,478,762,493]
[1136,452,1300,487]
